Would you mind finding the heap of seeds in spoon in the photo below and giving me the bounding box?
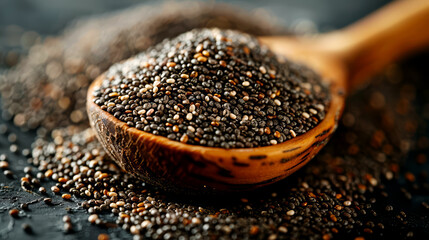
[93,28,330,148]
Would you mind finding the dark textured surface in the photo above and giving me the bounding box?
[1,0,429,240]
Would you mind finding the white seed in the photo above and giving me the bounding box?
[344,200,352,206]
[242,115,249,121]
[153,86,158,93]
[309,108,318,115]
[242,81,250,86]
[230,113,237,120]
[259,66,267,74]
[188,126,195,132]
[302,112,310,118]
[270,93,276,99]
[174,105,180,111]
[186,113,193,121]
[290,130,297,138]
[191,217,201,224]
[166,78,175,84]
[189,105,195,112]
[205,96,210,102]
[137,110,146,115]
[145,84,153,89]
[154,76,161,81]
[243,96,249,101]
[230,91,236,97]
[270,139,278,145]
[286,210,295,216]
[274,99,281,106]
[107,102,115,107]
[141,220,151,228]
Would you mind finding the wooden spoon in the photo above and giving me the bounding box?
[87,0,429,193]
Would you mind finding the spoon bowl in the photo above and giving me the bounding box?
[87,0,429,193]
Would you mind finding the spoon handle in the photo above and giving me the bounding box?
[323,0,429,90]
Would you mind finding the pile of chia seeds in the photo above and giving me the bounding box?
[93,29,330,148]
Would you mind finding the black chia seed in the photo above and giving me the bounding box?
[93,28,330,148]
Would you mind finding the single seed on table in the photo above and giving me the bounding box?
[62,194,72,200]
[63,215,71,223]
[98,233,109,240]
[9,209,19,218]
[43,198,52,205]
[22,223,32,234]
[88,214,99,224]
[51,186,60,193]
[0,161,9,169]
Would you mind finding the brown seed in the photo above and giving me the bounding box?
[250,225,259,235]
[197,56,207,62]
[98,233,109,240]
[9,209,19,218]
[166,62,176,67]
[58,177,67,183]
[202,50,210,57]
[180,134,189,143]
[45,169,53,178]
[62,194,71,200]
[51,186,60,194]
